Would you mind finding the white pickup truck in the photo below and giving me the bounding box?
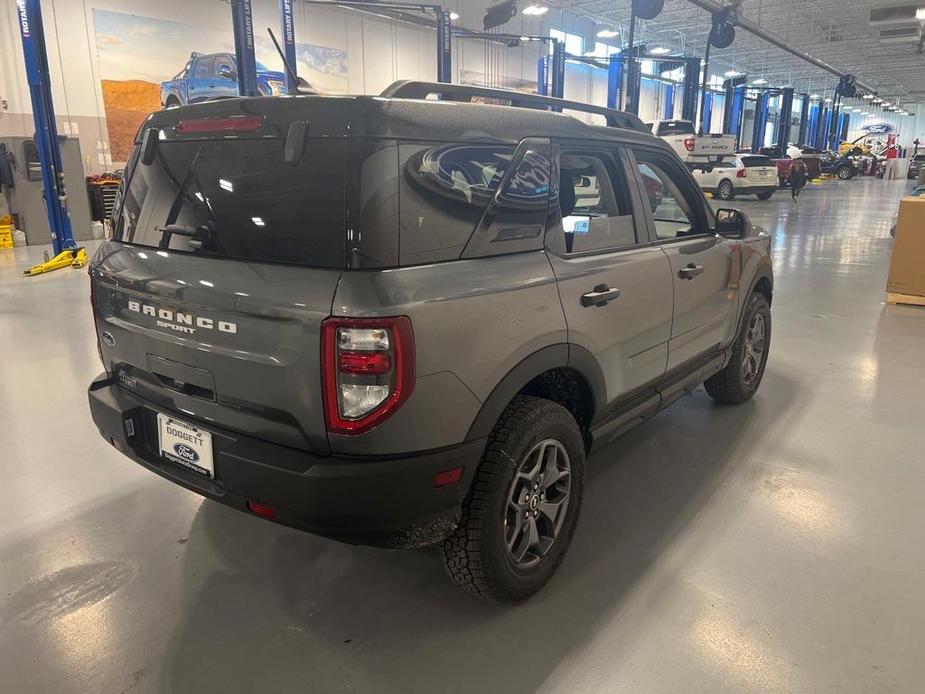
[646,119,736,165]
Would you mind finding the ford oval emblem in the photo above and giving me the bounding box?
[102,331,116,347]
[173,443,200,463]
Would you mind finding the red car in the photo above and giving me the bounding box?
[758,146,821,186]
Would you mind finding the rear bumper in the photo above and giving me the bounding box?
[88,374,483,548]
[741,185,777,195]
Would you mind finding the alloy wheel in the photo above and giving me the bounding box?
[742,312,766,385]
[504,439,572,569]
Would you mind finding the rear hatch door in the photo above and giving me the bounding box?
[91,102,349,454]
[740,155,778,185]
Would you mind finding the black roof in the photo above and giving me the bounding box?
[141,83,672,154]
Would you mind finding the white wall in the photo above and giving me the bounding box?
[0,0,730,172]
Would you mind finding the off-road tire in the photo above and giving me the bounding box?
[704,292,771,404]
[438,396,585,603]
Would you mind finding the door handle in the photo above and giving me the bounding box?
[678,263,704,280]
[580,284,621,307]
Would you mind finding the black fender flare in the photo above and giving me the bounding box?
[736,261,773,328]
[464,344,606,441]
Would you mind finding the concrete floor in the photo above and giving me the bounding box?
[1,178,923,693]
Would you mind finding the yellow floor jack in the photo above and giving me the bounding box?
[23,246,88,276]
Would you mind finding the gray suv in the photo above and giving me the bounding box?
[88,81,772,602]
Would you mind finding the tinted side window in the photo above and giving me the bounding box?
[462,138,551,258]
[193,58,212,79]
[551,149,637,254]
[633,155,711,241]
[399,142,513,265]
[214,55,235,76]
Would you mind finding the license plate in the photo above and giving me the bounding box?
[157,413,214,478]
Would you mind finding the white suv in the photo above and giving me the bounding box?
[691,155,779,201]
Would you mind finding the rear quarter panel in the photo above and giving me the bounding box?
[329,252,567,455]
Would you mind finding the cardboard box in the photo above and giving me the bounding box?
[887,196,925,297]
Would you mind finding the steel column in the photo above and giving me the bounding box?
[818,107,832,151]
[805,103,820,146]
[550,39,565,100]
[702,92,714,132]
[231,0,259,96]
[797,94,810,145]
[723,82,746,145]
[536,57,550,96]
[435,8,451,83]
[663,83,675,119]
[775,87,794,152]
[279,0,299,93]
[680,57,701,122]
[15,0,74,254]
[606,55,622,109]
[751,90,770,152]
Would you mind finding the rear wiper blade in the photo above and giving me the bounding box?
[155,223,210,249]
[155,224,200,237]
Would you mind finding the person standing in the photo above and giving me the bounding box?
[790,158,808,203]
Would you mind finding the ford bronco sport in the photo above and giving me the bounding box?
[88,81,773,602]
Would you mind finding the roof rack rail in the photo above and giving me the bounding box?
[380,80,649,133]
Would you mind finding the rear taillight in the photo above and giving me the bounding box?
[321,316,415,435]
[683,136,696,152]
[736,168,747,178]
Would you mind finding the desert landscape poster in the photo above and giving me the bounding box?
[93,10,348,162]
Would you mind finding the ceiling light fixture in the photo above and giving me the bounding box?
[752,77,768,85]
[809,93,820,100]
[650,46,671,55]
[863,93,874,99]
[916,7,925,19]
[596,28,618,38]
[522,4,548,15]
[724,69,742,78]
[449,11,460,20]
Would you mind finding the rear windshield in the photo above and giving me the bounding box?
[740,156,774,167]
[656,121,694,136]
[116,138,346,267]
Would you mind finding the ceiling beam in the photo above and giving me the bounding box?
[682,0,878,94]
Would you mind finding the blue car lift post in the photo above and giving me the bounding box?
[611,51,700,119]
[302,0,452,83]
[230,0,260,96]
[722,78,747,148]
[748,86,794,153]
[15,0,85,275]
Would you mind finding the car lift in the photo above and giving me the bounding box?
[453,32,563,99]
[542,50,701,120]
[15,0,87,276]
[302,0,452,83]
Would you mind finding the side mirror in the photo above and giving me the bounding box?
[716,208,747,238]
[218,65,236,80]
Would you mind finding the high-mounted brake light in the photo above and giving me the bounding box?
[176,115,264,134]
[683,136,696,152]
[321,316,415,435]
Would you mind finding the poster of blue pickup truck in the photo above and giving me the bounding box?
[92,9,347,160]
[160,52,290,107]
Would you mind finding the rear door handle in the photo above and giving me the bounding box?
[580,284,621,307]
[678,263,704,280]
